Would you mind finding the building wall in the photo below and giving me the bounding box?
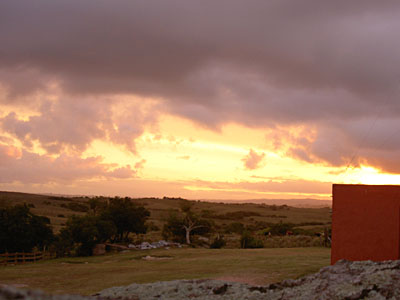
[331,184,400,265]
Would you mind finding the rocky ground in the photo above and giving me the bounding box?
[2,259,400,299]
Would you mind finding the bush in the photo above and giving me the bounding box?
[264,235,324,248]
[210,235,226,249]
[60,202,89,212]
[200,209,216,218]
[216,211,261,220]
[225,222,245,234]
[146,221,160,232]
[240,231,264,249]
[265,222,295,236]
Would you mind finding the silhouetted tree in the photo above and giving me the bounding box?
[58,215,116,256]
[0,204,54,253]
[100,198,150,242]
[162,201,211,244]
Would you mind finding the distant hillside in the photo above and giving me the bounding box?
[0,191,332,239]
[203,198,332,208]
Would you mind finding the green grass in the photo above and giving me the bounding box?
[0,248,330,295]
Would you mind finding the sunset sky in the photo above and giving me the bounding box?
[1,1,400,201]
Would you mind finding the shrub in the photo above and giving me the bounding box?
[240,231,264,248]
[200,209,216,218]
[224,222,245,234]
[216,211,261,220]
[147,221,160,231]
[210,235,226,249]
[264,235,324,248]
[60,202,89,212]
[265,222,295,236]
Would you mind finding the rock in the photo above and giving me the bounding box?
[4,259,400,299]
[93,259,400,299]
[212,284,229,295]
[0,285,90,300]
[139,242,155,250]
[129,240,182,250]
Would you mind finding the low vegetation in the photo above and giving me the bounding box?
[0,191,333,296]
[0,191,331,256]
[0,247,331,295]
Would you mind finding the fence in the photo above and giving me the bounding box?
[0,251,55,266]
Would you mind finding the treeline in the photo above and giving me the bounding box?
[0,197,331,257]
[0,198,150,256]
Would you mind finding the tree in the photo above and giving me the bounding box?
[88,197,107,216]
[56,198,150,256]
[162,201,211,245]
[100,198,150,242]
[0,204,54,253]
[59,215,116,256]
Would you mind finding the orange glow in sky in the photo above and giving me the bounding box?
[1,2,400,201]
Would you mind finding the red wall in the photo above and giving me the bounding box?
[331,184,400,264]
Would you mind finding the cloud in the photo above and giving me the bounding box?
[242,149,265,170]
[191,178,331,195]
[1,1,400,172]
[134,159,146,170]
[0,97,158,154]
[0,144,136,184]
[177,155,190,160]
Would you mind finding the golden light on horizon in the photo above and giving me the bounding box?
[341,166,400,186]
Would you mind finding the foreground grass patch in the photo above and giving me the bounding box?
[0,247,330,295]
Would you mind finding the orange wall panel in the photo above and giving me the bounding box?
[331,184,400,264]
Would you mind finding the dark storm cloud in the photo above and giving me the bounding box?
[1,0,400,171]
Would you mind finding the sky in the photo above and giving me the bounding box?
[1,1,400,201]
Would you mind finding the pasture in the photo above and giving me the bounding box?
[0,247,330,295]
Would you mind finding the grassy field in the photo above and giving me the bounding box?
[0,247,330,295]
